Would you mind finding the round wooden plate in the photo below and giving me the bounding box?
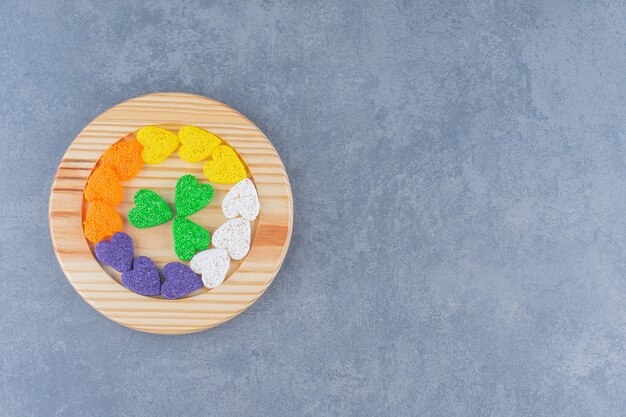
[49,92,293,335]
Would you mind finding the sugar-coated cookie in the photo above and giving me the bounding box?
[84,202,123,243]
[222,178,260,221]
[178,126,221,163]
[128,189,174,228]
[99,139,143,180]
[203,145,247,184]
[172,217,210,261]
[84,165,124,206]
[211,217,251,260]
[189,248,231,289]
[175,174,213,217]
[95,232,134,272]
[161,262,203,299]
[136,126,179,164]
[121,256,161,296]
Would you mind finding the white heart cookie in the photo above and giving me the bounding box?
[189,248,230,289]
[212,218,251,260]
[222,178,260,221]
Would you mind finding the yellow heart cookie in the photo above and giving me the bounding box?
[178,125,221,162]
[136,126,179,164]
[203,145,247,184]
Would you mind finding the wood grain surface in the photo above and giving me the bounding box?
[49,92,293,335]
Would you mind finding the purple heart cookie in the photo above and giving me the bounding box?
[95,232,134,272]
[121,256,161,296]
[161,262,203,300]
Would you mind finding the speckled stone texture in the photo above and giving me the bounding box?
[1,1,625,416]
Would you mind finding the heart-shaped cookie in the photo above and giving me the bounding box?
[121,256,161,296]
[178,126,221,163]
[172,217,210,261]
[190,248,231,289]
[136,126,179,164]
[84,202,123,243]
[222,178,260,221]
[84,165,124,206]
[203,145,247,184]
[212,218,251,260]
[99,139,144,180]
[175,174,214,217]
[95,232,134,272]
[128,189,174,228]
[161,262,203,299]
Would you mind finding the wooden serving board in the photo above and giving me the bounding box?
[49,92,293,335]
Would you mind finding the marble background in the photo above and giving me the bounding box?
[0,1,625,416]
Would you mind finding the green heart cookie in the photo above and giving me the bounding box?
[128,189,174,228]
[172,217,210,261]
[175,174,214,217]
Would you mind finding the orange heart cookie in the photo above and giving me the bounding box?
[100,139,143,181]
[203,145,247,184]
[84,202,123,243]
[178,126,221,162]
[136,126,179,164]
[84,165,124,206]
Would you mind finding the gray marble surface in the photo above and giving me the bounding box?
[1,1,625,416]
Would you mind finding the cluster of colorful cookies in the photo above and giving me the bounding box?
[95,232,202,299]
[83,125,248,243]
[85,125,261,298]
[122,175,260,291]
[189,178,260,288]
